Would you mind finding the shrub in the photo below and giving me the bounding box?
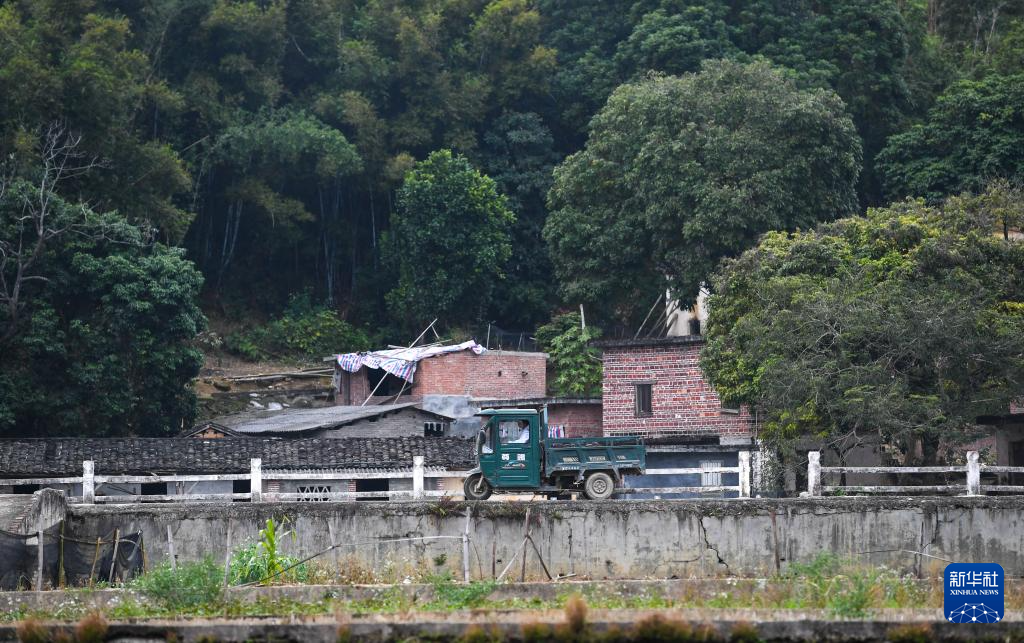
[226,292,371,361]
[131,557,224,612]
[535,313,602,397]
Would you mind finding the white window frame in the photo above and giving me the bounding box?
[700,460,723,487]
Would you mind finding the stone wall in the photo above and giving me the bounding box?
[600,337,753,440]
[60,497,1024,581]
[413,351,547,399]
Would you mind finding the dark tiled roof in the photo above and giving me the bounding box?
[0,437,475,476]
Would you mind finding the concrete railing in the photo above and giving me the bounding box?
[618,451,752,498]
[806,450,1024,496]
[2,452,755,503]
[1,457,470,504]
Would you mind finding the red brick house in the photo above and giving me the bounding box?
[595,336,754,442]
[593,335,756,497]
[333,345,546,405]
[331,343,549,438]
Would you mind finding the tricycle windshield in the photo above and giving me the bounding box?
[499,419,530,445]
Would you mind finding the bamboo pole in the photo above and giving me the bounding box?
[360,318,437,406]
[89,537,101,588]
[108,528,120,584]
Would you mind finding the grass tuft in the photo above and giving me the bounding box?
[16,618,48,643]
[74,612,108,643]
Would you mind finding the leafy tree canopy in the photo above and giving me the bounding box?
[544,60,862,326]
[878,72,1024,202]
[0,179,206,437]
[384,150,514,331]
[701,183,1024,465]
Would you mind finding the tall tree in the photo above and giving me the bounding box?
[383,150,514,331]
[542,0,909,204]
[544,60,862,326]
[478,111,560,329]
[702,184,1024,468]
[0,127,205,437]
[878,72,1024,201]
[0,0,191,238]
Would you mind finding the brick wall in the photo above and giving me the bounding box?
[548,403,603,438]
[601,339,753,440]
[412,351,547,399]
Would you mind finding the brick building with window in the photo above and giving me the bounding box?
[593,335,756,497]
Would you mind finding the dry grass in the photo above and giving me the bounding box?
[73,612,108,643]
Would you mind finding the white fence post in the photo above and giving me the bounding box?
[250,458,262,502]
[412,456,425,500]
[808,451,821,496]
[966,450,981,496]
[738,451,751,498]
[82,460,95,504]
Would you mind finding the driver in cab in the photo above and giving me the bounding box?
[481,419,530,453]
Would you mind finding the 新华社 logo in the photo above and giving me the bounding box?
[944,563,1004,623]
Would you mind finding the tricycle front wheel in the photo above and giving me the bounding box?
[464,473,492,500]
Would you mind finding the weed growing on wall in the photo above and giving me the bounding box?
[231,517,308,585]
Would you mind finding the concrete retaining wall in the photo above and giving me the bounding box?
[60,497,1024,580]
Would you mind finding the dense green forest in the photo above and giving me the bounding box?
[1,0,1023,436]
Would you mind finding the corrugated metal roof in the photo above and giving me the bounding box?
[208,403,453,435]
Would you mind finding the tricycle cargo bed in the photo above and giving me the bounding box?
[544,437,645,478]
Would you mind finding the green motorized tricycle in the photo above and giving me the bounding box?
[463,408,646,500]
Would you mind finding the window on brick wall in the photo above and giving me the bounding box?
[634,383,653,416]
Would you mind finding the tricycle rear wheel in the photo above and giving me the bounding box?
[583,471,614,500]
[464,473,492,500]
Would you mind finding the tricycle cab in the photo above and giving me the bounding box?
[474,408,543,490]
